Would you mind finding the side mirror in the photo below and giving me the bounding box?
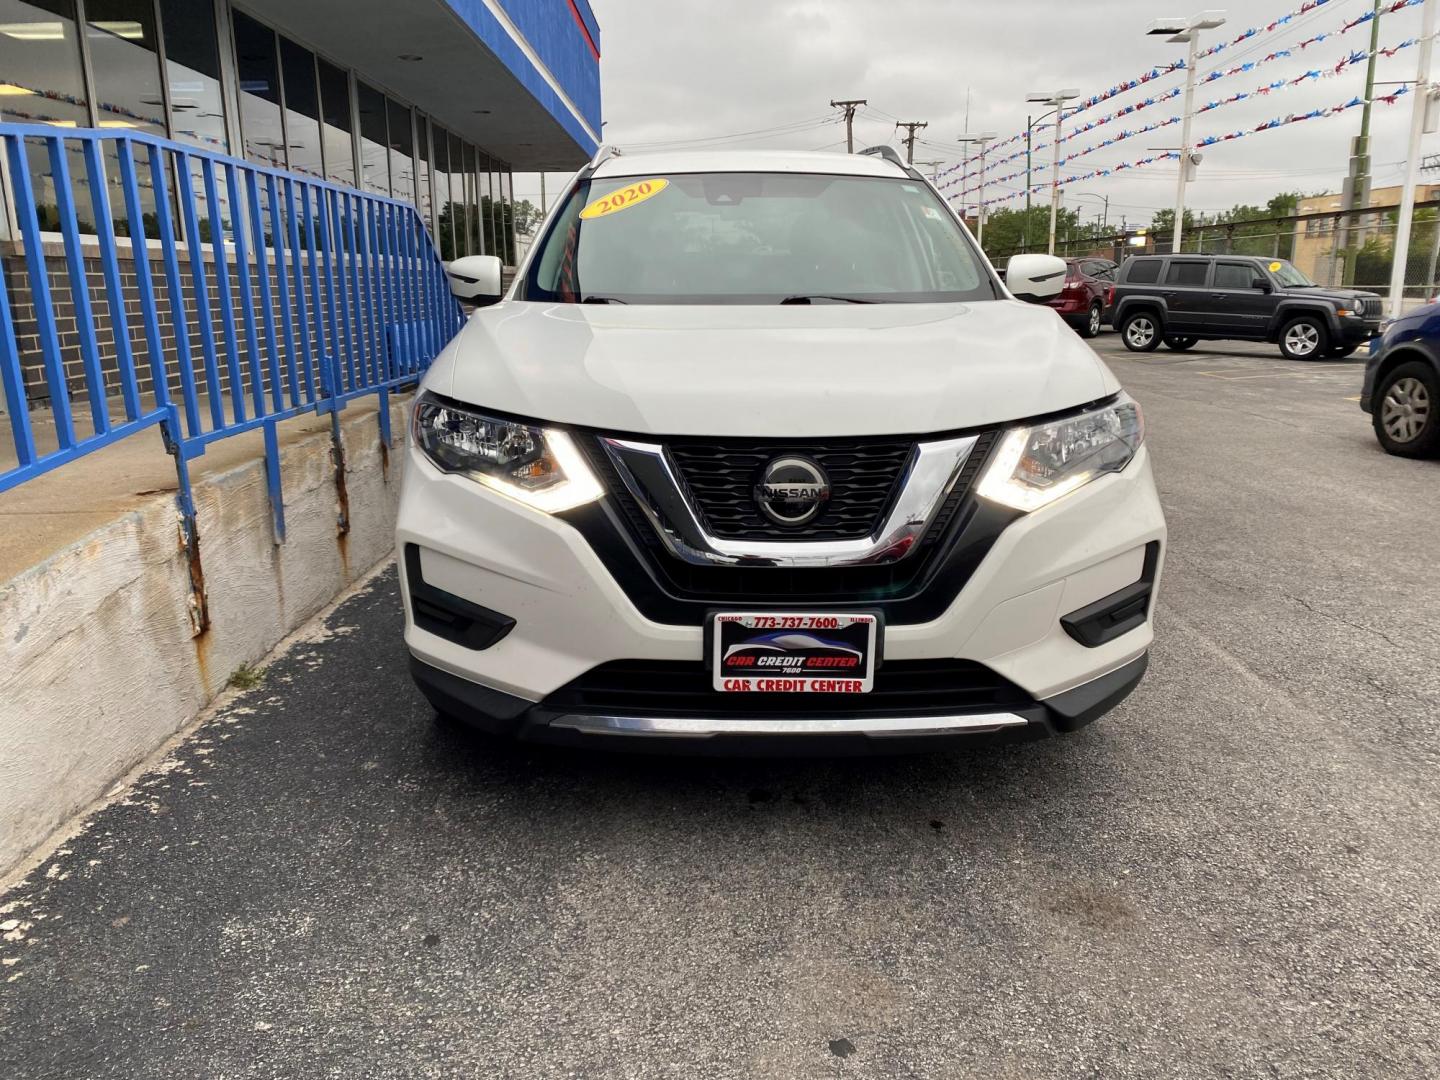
[1252,277,1273,293]
[1006,253,1068,303]
[446,255,504,306]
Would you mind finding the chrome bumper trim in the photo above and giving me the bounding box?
[547,712,1029,738]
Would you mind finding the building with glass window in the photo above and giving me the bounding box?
[0,0,602,261]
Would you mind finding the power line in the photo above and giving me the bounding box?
[624,114,837,150]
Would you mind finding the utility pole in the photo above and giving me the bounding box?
[895,121,928,164]
[1027,89,1080,255]
[1339,0,1384,285]
[1388,0,1436,317]
[1148,12,1228,253]
[539,173,547,215]
[830,99,867,153]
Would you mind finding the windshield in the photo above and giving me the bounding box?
[522,171,999,304]
[1269,260,1316,288]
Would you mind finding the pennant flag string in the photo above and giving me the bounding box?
[953,84,1413,212]
[943,20,1425,198]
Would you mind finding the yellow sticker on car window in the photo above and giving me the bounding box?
[1269,261,1282,272]
[580,178,669,220]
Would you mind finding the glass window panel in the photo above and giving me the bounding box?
[0,0,89,125]
[316,58,354,187]
[501,166,515,264]
[432,123,456,260]
[490,158,503,260]
[415,110,433,228]
[83,0,164,135]
[386,97,414,205]
[232,11,284,167]
[463,142,478,257]
[448,130,465,258]
[1214,262,1259,290]
[473,149,489,256]
[277,36,322,180]
[491,157,504,258]
[158,0,226,153]
[0,0,91,232]
[355,80,388,196]
[1163,260,1209,287]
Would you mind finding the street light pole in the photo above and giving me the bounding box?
[1070,191,1109,234]
[1027,90,1079,255]
[1388,0,1437,317]
[1149,11,1227,254]
[958,132,996,245]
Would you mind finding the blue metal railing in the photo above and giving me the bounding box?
[1,123,463,571]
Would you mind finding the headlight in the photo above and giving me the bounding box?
[976,395,1144,512]
[412,394,603,513]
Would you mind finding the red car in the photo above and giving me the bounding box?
[1047,258,1117,338]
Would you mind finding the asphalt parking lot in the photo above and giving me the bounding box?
[3,333,1438,1079]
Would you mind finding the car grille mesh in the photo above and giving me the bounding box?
[665,439,916,541]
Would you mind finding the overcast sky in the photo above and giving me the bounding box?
[516,0,1436,228]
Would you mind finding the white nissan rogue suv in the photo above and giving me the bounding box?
[397,146,1166,751]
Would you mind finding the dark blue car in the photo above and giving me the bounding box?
[1362,304,1440,458]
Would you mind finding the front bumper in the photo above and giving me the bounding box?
[397,441,1166,745]
[1338,316,1383,346]
[409,651,1150,754]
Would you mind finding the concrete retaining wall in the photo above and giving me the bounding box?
[0,399,406,876]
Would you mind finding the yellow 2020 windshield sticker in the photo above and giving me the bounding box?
[1269,261,1283,272]
[580,178,668,220]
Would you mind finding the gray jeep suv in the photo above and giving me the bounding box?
[1111,254,1382,360]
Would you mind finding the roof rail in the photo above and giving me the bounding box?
[857,145,905,168]
[590,144,622,169]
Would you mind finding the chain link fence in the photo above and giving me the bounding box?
[986,200,1440,311]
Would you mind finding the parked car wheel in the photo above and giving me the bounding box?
[1278,315,1328,361]
[1327,343,1361,359]
[1373,360,1440,458]
[1121,311,1162,352]
[1080,303,1103,339]
[1163,336,1197,352]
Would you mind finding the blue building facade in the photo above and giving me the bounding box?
[0,0,602,259]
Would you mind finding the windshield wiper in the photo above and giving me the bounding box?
[580,296,628,304]
[779,294,876,305]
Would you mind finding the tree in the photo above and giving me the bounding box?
[980,204,1083,260]
[1151,194,1306,258]
[512,199,542,234]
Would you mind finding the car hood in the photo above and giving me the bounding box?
[1284,287,1382,304]
[425,299,1119,438]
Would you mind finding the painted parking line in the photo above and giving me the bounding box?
[1193,370,1292,381]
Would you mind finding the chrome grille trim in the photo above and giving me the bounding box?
[599,435,980,568]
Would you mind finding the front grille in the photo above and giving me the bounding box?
[666,438,915,541]
[568,428,1011,623]
[543,659,1033,718]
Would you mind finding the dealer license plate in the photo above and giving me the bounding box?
[711,612,878,694]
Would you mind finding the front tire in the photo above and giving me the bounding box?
[1079,302,1103,339]
[1278,315,1328,361]
[1373,360,1440,458]
[1121,311,1162,352]
[1163,336,1198,352]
